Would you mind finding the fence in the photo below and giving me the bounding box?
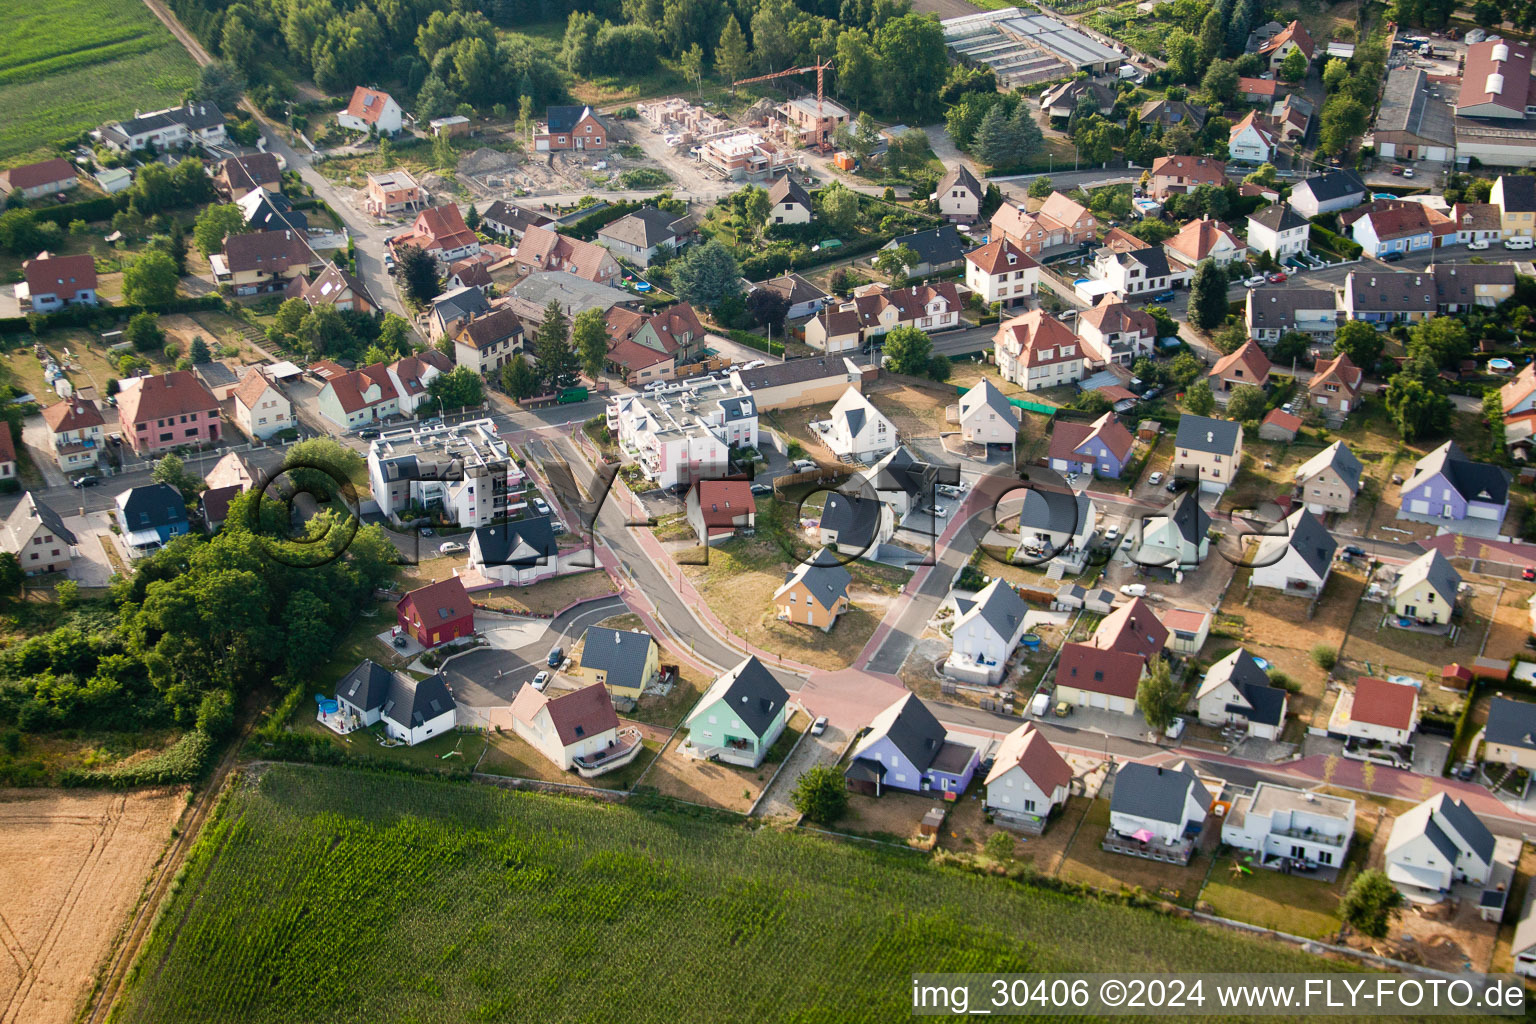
[954,384,1056,418]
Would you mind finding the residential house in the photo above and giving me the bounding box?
[1392,549,1461,625]
[22,253,97,313]
[606,381,758,491]
[1040,77,1118,120]
[337,87,402,134]
[428,286,493,343]
[1172,415,1243,493]
[1196,648,1288,739]
[878,225,967,277]
[1134,490,1210,568]
[1250,508,1336,595]
[932,165,984,224]
[700,130,793,180]
[481,201,551,241]
[751,274,828,321]
[1245,287,1340,342]
[683,655,790,768]
[94,103,226,152]
[1292,441,1363,514]
[957,378,1021,448]
[1307,355,1363,423]
[1434,262,1516,312]
[1091,597,1167,663]
[1046,412,1134,479]
[1163,608,1212,655]
[0,493,76,575]
[205,451,257,493]
[577,627,660,702]
[862,446,936,522]
[512,225,620,286]
[984,723,1072,828]
[1091,246,1189,299]
[114,483,188,555]
[1481,697,1536,770]
[1287,169,1367,218]
[1208,339,1272,398]
[201,484,243,532]
[230,368,291,441]
[1373,68,1456,164]
[772,548,852,630]
[116,372,220,454]
[841,282,961,339]
[363,170,426,218]
[0,158,77,201]
[316,364,398,430]
[41,399,103,473]
[963,237,1040,309]
[93,167,132,194]
[1222,783,1354,868]
[391,205,481,264]
[990,192,1097,258]
[466,516,559,586]
[595,207,693,267]
[1018,490,1094,559]
[1339,676,1420,746]
[511,682,621,770]
[687,479,756,544]
[765,176,813,225]
[1342,271,1437,325]
[1492,175,1536,239]
[237,188,307,234]
[844,692,978,796]
[395,577,475,649]
[212,230,313,295]
[1259,408,1301,441]
[213,153,280,201]
[1075,300,1156,366]
[823,387,896,463]
[604,303,704,385]
[803,307,864,354]
[1147,155,1227,198]
[285,264,377,315]
[1237,77,1282,103]
[1271,93,1314,143]
[1504,364,1536,448]
[387,351,452,417]
[731,356,862,411]
[1139,99,1208,132]
[995,310,1095,391]
[944,578,1030,685]
[1385,792,1495,898]
[453,308,525,376]
[1246,203,1310,259]
[447,256,493,292]
[1257,20,1314,72]
[777,95,850,148]
[1343,201,1437,258]
[1228,112,1278,163]
[334,661,456,746]
[1165,218,1247,267]
[1401,440,1510,524]
[818,492,895,556]
[1108,761,1211,854]
[534,105,607,152]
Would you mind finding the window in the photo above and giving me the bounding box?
[1024,799,1036,811]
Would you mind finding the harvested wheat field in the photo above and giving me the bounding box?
[0,787,184,1024]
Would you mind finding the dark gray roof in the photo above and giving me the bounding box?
[433,285,492,324]
[579,627,655,688]
[1249,203,1308,232]
[193,361,238,389]
[1431,792,1495,865]
[1293,441,1363,496]
[1285,509,1337,580]
[707,655,789,738]
[759,273,827,305]
[1018,489,1089,534]
[767,175,812,209]
[820,492,884,549]
[241,190,307,233]
[963,579,1029,641]
[1499,175,1536,213]
[1246,287,1338,330]
[1346,271,1436,313]
[846,756,886,783]
[1395,548,1461,607]
[1174,414,1241,455]
[1421,813,1461,863]
[103,102,224,142]
[1123,246,1174,277]
[482,201,551,234]
[735,356,854,392]
[1293,169,1365,204]
[873,693,948,773]
[1166,490,1210,545]
[841,404,866,439]
[1434,262,1517,306]
[932,739,978,774]
[1406,441,1510,506]
[336,659,395,712]
[865,446,934,501]
[1233,681,1286,727]
[1111,761,1210,825]
[1485,697,1536,751]
[891,225,964,266]
[1206,647,1272,692]
[1376,68,1456,147]
[1140,99,1207,130]
[598,206,686,249]
[781,548,852,608]
[117,483,187,530]
[546,105,598,133]
[720,395,756,421]
[472,516,557,567]
[381,671,455,730]
[936,164,982,198]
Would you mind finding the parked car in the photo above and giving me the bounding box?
[1104,525,1120,543]
[1165,478,1188,494]
[392,634,409,649]
[71,475,98,488]
[420,417,443,428]
[439,541,467,555]
[1468,239,1491,250]
[1243,275,1267,287]
[1341,544,1367,560]
[749,483,772,495]
[420,527,434,537]
[1402,167,1415,178]
[1382,251,1405,262]
[936,484,965,498]
[532,671,551,692]
[546,647,563,668]
[1147,472,1164,486]
[551,521,567,534]
[1053,700,1073,718]
[810,716,829,736]
[1267,271,1288,283]
[791,459,817,472]
[1523,566,1536,581]
[1150,290,1176,303]
[358,428,381,440]
[1120,583,1147,597]
[922,504,948,517]
[532,497,551,515]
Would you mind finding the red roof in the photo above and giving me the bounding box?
[3,158,76,192]
[1161,608,1208,634]
[965,237,1040,275]
[396,206,478,255]
[1149,155,1227,186]
[344,87,397,125]
[985,723,1072,793]
[397,577,473,629]
[1258,20,1315,60]
[695,480,756,528]
[1237,77,1281,96]
[1091,597,1167,660]
[511,681,619,746]
[0,422,15,467]
[1209,339,1272,386]
[1261,408,1301,434]
[326,364,398,413]
[23,253,96,298]
[1056,642,1145,700]
[1351,676,1417,731]
[42,399,104,433]
[117,371,218,429]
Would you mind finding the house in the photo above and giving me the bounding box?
[984,723,1072,828]
[1481,697,1536,770]
[772,548,852,630]
[606,380,758,491]
[391,206,481,264]
[818,492,894,555]
[114,483,189,554]
[932,164,984,224]
[1307,355,1363,423]
[1165,218,1247,267]
[453,308,525,377]
[963,238,1040,309]
[1384,792,1495,898]
[512,225,620,286]
[1091,597,1167,662]
[683,655,790,768]
[878,225,966,277]
[205,451,257,493]
[1196,648,1288,739]
[1134,490,1210,568]
[577,627,660,702]
[1340,676,1420,746]
[603,303,705,385]
[1139,99,1208,132]
[428,286,493,342]
[22,253,97,313]
[862,446,936,522]
[395,577,475,649]
[1392,549,1461,625]
[1287,169,1367,218]
[1258,409,1300,441]
[1246,203,1310,259]
[1018,489,1094,558]
[844,692,978,796]
[1162,607,1212,655]
[41,399,104,473]
[0,493,76,575]
[0,158,77,201]
[1222,783,1353,869]
[955,379,1020,449]
[481,201,552,241]
[201,483,243,532]
[316,363,398,430]
[1256,19,1314,72]
[803,307,864,354]
[511,682,621,770]
[776,95,850,149]
[1245,287,1340,342]
[700,129,793,180]
[466,516,559,586]
[1228,112,1278,163]
[211,230,313,295]
[214,153,281,201]
[595,207,693,267]
[1172,415,1243,494]
[1343,202,1436,258]
[94,103,226,152]
[1504,363,1536,448]
[766,176,813,225]
[1434,262,1516,313]
[1342,271,1437,325]
[116,372,220,454]
[446,257,492,292]
[363,170,426,218]
[1492,175,1536,239]
[1292,441,1363,514]
[1401,440,1510,524]
[285,264,377,315]
[1075,301,1156,366]
[731,356,862,411]
[996,310,1094,391]
[1148,155,1227,198]
[1250,508,1336,595]
[1046,412,1134,479]
[944,578,1030,684]
[1373,68,1456,164]
[1054,640,1144,715]
[1040,77,1118,120]
[534,105,607,152]
[230,368,291,441]
[687,479,756,544]
[237,188,307,234]
[1271,93,1314,144]
[844,282,962,338]
[337,87,402,134]
[990,192,1097,258]
[1208,339,1272,398]
[1090,246,1189,299]
[1237,77,1282,103]
[93,167,133,194]
[334,661,456,747]
[1108,761,1211,856]
[823,387,896,463]
[747,274,828,323]
[388,351,452,417]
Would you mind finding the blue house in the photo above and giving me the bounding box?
[845,692,978,797]
[1400,440,1509,524]
[1344,202,1435,258]
[1047,412,1136,479]
[115,483,189,555]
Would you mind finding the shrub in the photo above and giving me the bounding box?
[1311,645,1338,671]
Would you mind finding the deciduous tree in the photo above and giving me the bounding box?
[572,307,609,380]
[1340,869,1405,939]
[1136,657,1180,732]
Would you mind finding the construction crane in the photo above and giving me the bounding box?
[732,58,837,152]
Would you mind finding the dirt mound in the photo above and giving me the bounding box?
[460,147,519,177]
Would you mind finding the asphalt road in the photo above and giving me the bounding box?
[440,596,624,706]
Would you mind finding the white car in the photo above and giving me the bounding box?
[1120,583,1148,597]
[1467,239,1490,250]
[1243,275,1267,287]
[438,541,467,555]
[532,671,551,692]
[1104,525,1120,542]
[1147,472,1164,486]
[922,504,948,518]
[1402,168,1415,178]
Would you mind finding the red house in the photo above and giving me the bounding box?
[396,577,475,648]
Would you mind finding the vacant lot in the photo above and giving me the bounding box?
[0,787,184,1024]
[1199,855,1346,940]
[1056,799,1212,908]
[865,381,955,440]
[461,571,619,616]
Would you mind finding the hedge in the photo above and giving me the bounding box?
[725,329,785,356]
[58,729,215,788]
[30,193,130,229]
[558,200,641,241]
[0,295,227,336]
[1309,223,1362,260]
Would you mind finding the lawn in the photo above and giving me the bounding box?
[479,730,659,790]
[1198,856,1345,939]
[116,763,1376,1023]
[0,0,199,161]
[472,571,618,616]
[1055,798,1212,908]
[287,708,487,771]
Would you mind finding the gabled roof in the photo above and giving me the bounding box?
[1,158,76,192]
[864,446,935,501]
[514,225,615,283]
[758,273,828,306]
[954,578,1029,643]
[1249,203,1309,233]
[890,225,965,266]
[1502,362,1536,412]
[829,387,888,445]
[457,308,524,351]
[41,398,103,433]
[381,672,455,731]
[1208,339,1272,386]
[1140,99,1207,130]
[1388,792,1494,866]
[117,371,218,426]
[1174,414,1241,455]
[1345,270,1436,313]
[471,516,557,567]
[774,548,852,609]
[1091,597,1167,660]
[291,263,376,310]
[820,492,885,549]
[237,188,307,233]
[694,480,756,528]
[344,87,397,124]
[1394,548,1461,607]
[433,285,493,326]
[1111,761,1210,824]
[115,482,187,530]
[1261,408,1301,435]
[482,201,552,234]
[1116,245,1176,278]
[1056,641,1144,699]
[23,253,96,298]
[597,206,689,249]
[1292,169,1365,204]
[1497,175,1536,213]
[1197,647,1273,700]
[1257,507,1336,581]
[400,205,479,254]
[232,367,279,411]
[545,105,601,133]
[1404,440,1509,507]
[964,237,1039,276]
[222,229,310,274]
[1434,262,1517,307]
[687,655,789,738]
[935,164,983,199]
[513,681,618,745]
[1166,218,1243,263]
[397,576,473,627]
[766,175,812,208]
[1484,696,1536,751]
[100,102,223,143]
[1350,202,1435,242]
[995,309,1082,368]
[1237,76,1281,96]
[579,627,657,688]
[1293,440,1363,494]
[1309,354,1363,397]
[1351,676,1418,732]
[1,491,76,549]
[1376,68,1455,147]
[449,259,492,289]
[1149,154,1226,184]
[336,659,395,712]
[324,363,398,414]
[986,723,1071,793]
[217,153,280,192]
[957,378,1017,426]
[854,692,948,773]
[1018,488,1090,535]
[1257,19,1314,59]
[1229,111,1277,148]
[1077,299,1155,338]
[1245,286,1338,330]
[1160,490,1211,547]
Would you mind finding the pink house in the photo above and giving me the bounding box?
[116,371,221,454]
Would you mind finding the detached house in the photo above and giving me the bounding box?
[1228,112,1278,163]
[286,264,377,315]
[878,226,967,277]
[1092,246,1188,299]
[944,578,1030,685]
[231,368,291,441]
[686,479,756,544]
[1392,549,1461,626]
[1338,675,1420,746]
[453,308,526,377]
[22,253,97,313]
[363,170,426,218]
[963,237,1040,309]
[0,493,76,575]
[990,192,1096,258]
[932,164,984,224]
[1257,19,1314,72]
[596,207,693,267]
[818,492,894,555]
[1075,300,1156,365]
[1208,339,1272,399]
[334,660,456,747]
[1401,440,1509,524]
[956,378,1020,448]
[996,310,1094,391]
[823,387,896,463]
[1054,642,1144,715]
[467,516,559,587]
[41,399,104,473]
[1307,354,1363,422]
[1492,175,1536,239]
[212,230,313,295]
[114,483,188,555]
[1287,169,1367,218]
[395,577,474,649]
[845,692,978,797]
[513,225,621,286]
[1172,415,1242,493]
[0,158,77,201]
[683,655,790,768]
[1385,792,1495,899]
[1246,203,1310,259]
[1018,490,1094,560]
[534,105,607,152]
[481,201,551,241]
[1223,783,1354,869]
[316,364,399,430]
[750,274,828,321]
[1344,202,1436,258]
[773,548,852,630]
[511,682,622,771]
[1250,508,1336,595]
[1047,412,1134,479]
[1292,441,1363,514]
[391,205,481,264]
[766,176,813,225]
[117,371,220,454]
[1140,98,1208,132]
[1165,218,1246,268]
[603,303,705,385]
[1091,597,1167,663]
[337,87,402,134]
[577,627,661,703]
[1196,648,1288,739]
[214,153,281,201]
[1108,761,1211,860]
[1148,155,1227,198]
[94,103,226,153]
[984,723,1072,829]
[1480,697,1536,771]
[1134,490,1210,569]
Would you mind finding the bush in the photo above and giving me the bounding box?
[1311,645,1338,671]
[791,763,848,824]
[59,730,215,788]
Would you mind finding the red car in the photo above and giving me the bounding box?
[1523,566,1535,581]
[1267,271,1288,283]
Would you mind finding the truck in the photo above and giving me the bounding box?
[557,386,588,403]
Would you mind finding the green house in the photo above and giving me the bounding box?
[683,655,790,768]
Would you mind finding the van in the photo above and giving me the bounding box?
[1505,236,1534,250]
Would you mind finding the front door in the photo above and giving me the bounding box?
[1443,504,1454,518]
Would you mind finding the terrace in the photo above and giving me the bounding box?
[1102,829,1197,865]
[574,727,644,778]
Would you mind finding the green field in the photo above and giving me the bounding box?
[0,0,199,162]
[115,765,1376,1024]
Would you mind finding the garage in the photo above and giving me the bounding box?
[1409,500,1430,514]
[1469,505,1502,520]
[1090,691,1108,710]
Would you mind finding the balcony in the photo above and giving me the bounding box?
[1270,824,1347,847]
[573,727,643,778]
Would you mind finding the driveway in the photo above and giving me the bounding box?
[755,722,847,819]
[20,415,69,489]
[64,512,116,586]
[439,596,623,706]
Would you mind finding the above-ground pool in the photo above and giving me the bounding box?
[1021,634,1042,650]
[635,281,652,292]
[1252,656,1271,671]
[1073,278,1090,286]
[1490,358,1515,371]
[1373,193,1398,200]
[317,699,338,714]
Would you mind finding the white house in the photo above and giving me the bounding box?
[818,492,895,555]
[1221,783,1355,870]
[933,164,985,224]
[1074,301,1156,366]
[1090,247,1189,299]
[944,578,1030,685]
[337,87,404,135]
[230,368,291,441]
[1108,761,1211,847]
[963,237,1040,309]
[995,310,1097,391]
[1195,648,1288,739]
[766,176,813,225]
[1336,675,1419,746]
[822,387,896,463]
[1246,203,1310,259]
[1385,792,1496,899]
[1391,548,1462,625]
[1054,641,1144,715]
[510,681,620,770]
[334,660,456,747]
[1164,217,1247,268]
[1286,169,1366,218]
[956,379,1020,447]
[465,517,560,587]
[1017,489,1095,560]
[1133,490,1210,569]
[1228,112,1278,163]
[1249,508,1335,595]
[984,723,1072,829]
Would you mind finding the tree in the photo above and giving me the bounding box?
[1408,315,1471,370]
[433,129,457,171]
[501,355,537,399]
[716,15,750,85]
[679,43,705,95]
[745,289,791,333]
[1187,260,1229,331]
[1201,60,1239,106]
[275,298,309,337]
[464,204,480,231]
[1333,319,1384,373]
[873,13,949,122]
[1322,57,1350,93]
[1384,374,1452,441]
[1340,869,1405,939]
[1028,176,1053,199]
[397,244,441,306]
[297,305,350,357]
[166,219,188,275]
[1184,380,1215,415]
[152,453,203,500]
[790,763,847,825]
[0,553,22,605]
[196,61,245,109]
[572,307,609,380]
[984,831,1015,860]
[1010,103,1044,163]
[1243,162,1279,188]
[818,184,860,234]
[534,300,578,388]
[1485,389,1507,449]
[1226,383,1267,423]
[122,250,179,305]
[1272,330,1310,365]
[1210,321,1248,354]
[125,312,163,353]
[670,240,741,309]
[874,244,919,285]
[1198,7,1224,62]
[427,365,484,409]
[1319,96,1368,156]
[1279,46,1309,83]
[881,326,933,376]
[189,336,212,364]
[739,185,771,238]
[416,75,456,121]
[1168,351,1205,388]
[972,104,1014,168]
[1136,657,1180,733]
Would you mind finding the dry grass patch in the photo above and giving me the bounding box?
[472,571,617,616]
[479,730,657,790]
[641,733,772,812]
[831,789,945,842]
[866,381,954,439]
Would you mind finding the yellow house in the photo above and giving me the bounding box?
[772,549,851,631]
[1483,696,1536,770]
[1493,176,1536,238]
[577,626,660,701]
[1390,549,1461,625]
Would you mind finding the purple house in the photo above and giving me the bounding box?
[1400,441,1509,524]
[1046,412,1137,479]
[844,693,978,796]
